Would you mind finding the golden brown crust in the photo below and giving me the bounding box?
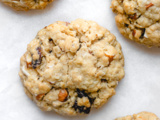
[1,0,54,11]
[19,19,125,115]
[111,0,160,47]
[116,111,160,120]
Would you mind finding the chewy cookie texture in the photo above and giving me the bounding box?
[19,19,125,115]
[1,0,54,11]
[111,0,160,47]
[116,111,160,120]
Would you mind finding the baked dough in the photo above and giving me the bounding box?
[116,111,160,120]
[19,19,125,115]
[111,0,160,47]
[1,0,54,11]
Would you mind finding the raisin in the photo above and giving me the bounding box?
[77,44,82,52]
[49,38,53,42]
[32,60,41,69]
[139,28,145,39]
[101,79,107,82]
[78,106,85,113]
[124,24,129,27]
[32,47,42,69]
[72,100,78,110]
[72,89,95,114]
[37,47,42,57]
[76,89,95,104]
[72,100,91,114]
[77,89,88,98]
[49,38,56,46]
[49,50,52,53]
[88,97,95,105]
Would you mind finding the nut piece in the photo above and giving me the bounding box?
[36,93,45,101]
[146,3,154,10]
[132,29,136,37]
[58,89,68,102]
[104,46,117,63]
[104,52,114,62]
[26,54,32,68]
[26,62,32,68]
[129,13,137,19]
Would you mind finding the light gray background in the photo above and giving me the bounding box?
[0,0,159,119]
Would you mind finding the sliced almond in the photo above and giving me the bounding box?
[58,89,68,102]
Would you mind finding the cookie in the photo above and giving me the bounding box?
[115,111,160,120]
[111,0,160,47]
[19,19,125,115]
[1,0,54,11]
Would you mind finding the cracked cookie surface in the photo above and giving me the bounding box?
[111,0,160,47]
[115,111,160,120]
[1,0,54,11]
[19,19,125,115]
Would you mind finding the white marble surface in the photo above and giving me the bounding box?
[0,0,160,119]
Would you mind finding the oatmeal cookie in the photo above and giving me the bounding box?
[1,0,54,11]
[111,0,160,47]
[19,19,125,115]
[116,111,160,120]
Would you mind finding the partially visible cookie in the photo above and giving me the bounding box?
[111,0,160,47]
[116,111,160,120]
[19,19,125,115]
[1,0,54,11]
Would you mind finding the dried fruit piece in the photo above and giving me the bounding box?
[139,28,146,39]
[58,89,68,102]
[77,44,82,52]
[77,89,88,98]
[49,38,56,46]
[101,79,107,82]
[32,47,42,69]
[124,23,129,27]
[72,100,91,114]
[36,93,45,101]
[72,89,95,114]
[146,3,154,10]
[49,38,53,42]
